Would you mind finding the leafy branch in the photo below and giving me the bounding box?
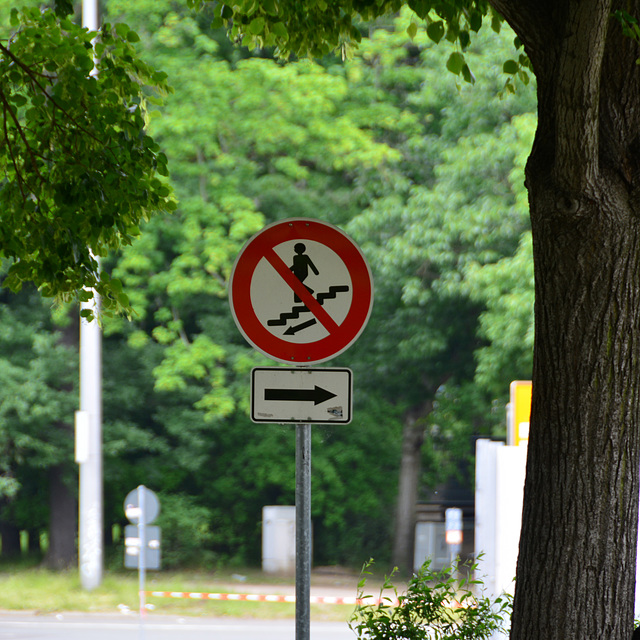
[349,557,512,639]
[0,7,176,316]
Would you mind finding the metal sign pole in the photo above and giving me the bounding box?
[137,485,147,640]
[295,424,312,640]
[78,299,103,591]
[78,0,103,594]
[227,218,373,640]
[445,507,463,574]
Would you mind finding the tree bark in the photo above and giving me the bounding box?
[392,414,425,573]
[27,529,41,554]
[492,1,640,638]
[45,464,77,569]
[0,519,21,558]
[391,397,437,573]
[513,170,640,638]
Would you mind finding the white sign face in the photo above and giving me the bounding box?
[251,367,352,424]
[445,507,463,532]
[124,524,161,570]
[124,486,160,525]
[250,239,353,344]
[229,218,373,364]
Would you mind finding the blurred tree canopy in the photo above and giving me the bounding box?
[0,0,535,569]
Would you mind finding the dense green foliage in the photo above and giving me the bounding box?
[344,16,534,486]
[0,4,173,313]
[0,284,76,544]
[0,1,535,568]
[350,558,512,639]
[197,0,505,74]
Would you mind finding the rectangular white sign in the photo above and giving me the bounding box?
[251,367,352,424]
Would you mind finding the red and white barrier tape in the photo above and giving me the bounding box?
[144,591,398,606]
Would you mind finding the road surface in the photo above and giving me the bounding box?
[0,613,356,640]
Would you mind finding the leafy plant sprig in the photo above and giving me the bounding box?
[0,7,175,317]
[349,557,512,639]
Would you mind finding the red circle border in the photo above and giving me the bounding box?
[229,219,373,364]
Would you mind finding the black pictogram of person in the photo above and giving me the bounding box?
[290,242,319,303]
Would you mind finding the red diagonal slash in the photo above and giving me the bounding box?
[264,248,340,334]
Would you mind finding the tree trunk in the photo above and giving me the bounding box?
[512,171,640,638]
[45,464,77,569]
[392,419,424,573]
[498,2,640,638]
[392,400,434,573]
[28,529,41,555]
[43,316,79,570]
[0,519,21,558]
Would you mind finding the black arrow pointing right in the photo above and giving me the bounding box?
[265,385,337,406]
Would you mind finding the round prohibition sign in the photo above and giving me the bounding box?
[229,218,373,364]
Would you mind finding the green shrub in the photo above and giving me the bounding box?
[155,493,217,569]
[349,558,511,639]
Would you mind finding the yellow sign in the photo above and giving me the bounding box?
[509,381,531,446]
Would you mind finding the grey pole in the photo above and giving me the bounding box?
[295,424,312,640]
[82,0,98,33]
[78,296,103,590]
[78,0,103,593]
[137,485,147,640]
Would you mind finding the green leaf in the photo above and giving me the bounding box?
[446,52,465,75]
[248,17,265,35]
[469,11,483,32]
[462,63,475,84]
[114,23,130,38]
[426,21,445,44]
[271,22,288,39]
[491,12,502,33]
[503,59,519,74]
[408,0,430,19]
[8,94,28,107]
[406,22,418,40]
[262,0,278,15]
[116,291,130,308]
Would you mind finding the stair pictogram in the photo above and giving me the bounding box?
[316,285,349,305]
[267,285,350,333]
[267,305,311,327]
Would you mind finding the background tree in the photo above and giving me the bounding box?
[0,0,538,577]
[206,1,640,638]
[102,0,405,566]
[344,19,535,570]
[102,1,535,568]
[463,114,536,397]
[0,280,77,567]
